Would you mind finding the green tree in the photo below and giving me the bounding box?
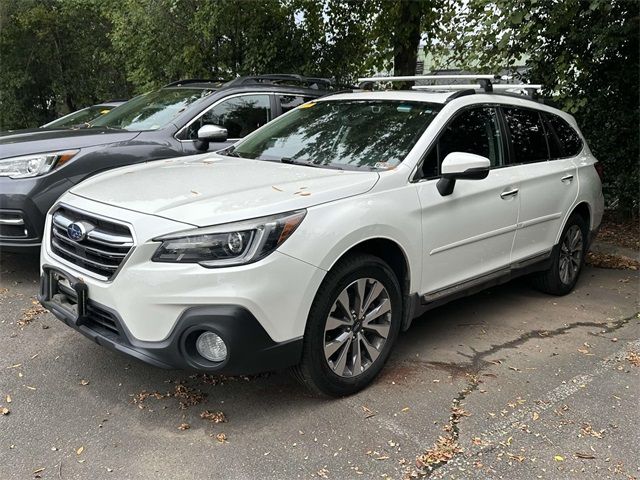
[106,0,313,90]
[0,0,131,129]
[439,0,639,217]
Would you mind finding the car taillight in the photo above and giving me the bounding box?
[594,162,604,182]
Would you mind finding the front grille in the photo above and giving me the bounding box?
[50,206,134,279]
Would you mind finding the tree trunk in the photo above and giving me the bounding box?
[393,0,423,88]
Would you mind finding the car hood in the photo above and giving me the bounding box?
[0,128,140,159]
[70,154,380,227]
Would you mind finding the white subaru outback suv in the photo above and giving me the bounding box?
[39,78,604,396]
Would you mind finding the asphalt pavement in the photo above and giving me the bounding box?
[0,252,638,480]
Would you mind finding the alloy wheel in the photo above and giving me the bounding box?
[323,278,392,377]
[559,225,583,285]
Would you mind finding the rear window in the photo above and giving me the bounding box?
[503,107,549,164]
[545,113,583,158]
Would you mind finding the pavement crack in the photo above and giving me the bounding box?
[421,313,637,379]
[410,313,638,478]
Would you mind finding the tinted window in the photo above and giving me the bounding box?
[546,114,583,157]
[44,105,114,128]
[279,95,314,114]
[503,108,549,163]
[232,100,441,169]
[544,116,563,159]
[186,94,272,139]
[93,88,212,131]
[421,107,504,178]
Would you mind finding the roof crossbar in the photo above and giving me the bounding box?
[412,84,542,91]
[356,74,523,93]
[412,83,542,101]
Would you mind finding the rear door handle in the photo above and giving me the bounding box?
[500,188,519,199]
[561,174,574,183]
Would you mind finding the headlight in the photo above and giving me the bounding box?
[152,210,306,267]
[0,150,80,178]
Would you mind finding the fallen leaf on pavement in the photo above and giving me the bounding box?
[581,423,605,438]
[214,433,227,443]
[554,455,565,462]
[19,301,48,326]
[362,405,376,418]
[5,395,11,403]
[201,410,226,423]
[586,252,639,270]
[507,453,525,462]
[1,407,9,415]
[532,412,539,421]
[626,351,640,367]
[76,446,84,455]
[416,436,462,469]
[178,423,190,430]
[79,380,90,386]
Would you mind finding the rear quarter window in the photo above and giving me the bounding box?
[545,113,583,157]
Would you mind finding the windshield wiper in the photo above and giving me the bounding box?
[279,157,343,170]
[219,146,242,158]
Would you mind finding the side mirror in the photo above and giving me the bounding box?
[195,124,228,151]
[437,152,490,196]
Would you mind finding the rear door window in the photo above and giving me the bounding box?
[279,95,315,114]
[503,107,549,164]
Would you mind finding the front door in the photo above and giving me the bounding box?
[416,106,520,296]
[179,93,274,153]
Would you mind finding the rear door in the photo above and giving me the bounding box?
[416,106,521,297]
[504,107,579,262]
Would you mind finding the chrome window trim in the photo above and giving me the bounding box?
[47,202,138,283]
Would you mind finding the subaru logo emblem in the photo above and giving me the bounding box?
[67,222,88,242]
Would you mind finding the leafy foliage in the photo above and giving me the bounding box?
[439,0,639,216]
[0,0,131,129]
[0,0,635,217]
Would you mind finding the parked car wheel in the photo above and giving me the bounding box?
[532,213,588,296]
[292,254,402,396]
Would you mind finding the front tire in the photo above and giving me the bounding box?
[292,253,402,396]
[532,213,588,296]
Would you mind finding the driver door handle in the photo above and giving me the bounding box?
[561,174,574,183]
[500,188,519,199]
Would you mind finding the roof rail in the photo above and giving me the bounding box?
[225,74,336,89]
[164,78,229,87]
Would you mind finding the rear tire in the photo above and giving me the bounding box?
[531,213,588,296]
[292,253,402,397]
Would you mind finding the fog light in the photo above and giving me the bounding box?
[196,332,227,362]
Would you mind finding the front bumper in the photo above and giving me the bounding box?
[0,175,74,249]
[38,265,303,373]
[39,194,326,373]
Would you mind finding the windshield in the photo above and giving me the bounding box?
[230,100,441,169]
[44,105,115,128]
[91,88,213,131]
